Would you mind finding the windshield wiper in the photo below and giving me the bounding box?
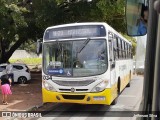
[78,38,90,53]
[56,39,62,52]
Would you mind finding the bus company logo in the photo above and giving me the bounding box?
[70,88,75,92]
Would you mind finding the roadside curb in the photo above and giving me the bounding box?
[26,103,44,111]
[26,102,58,112]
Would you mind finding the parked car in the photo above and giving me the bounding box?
[0,63,31,84]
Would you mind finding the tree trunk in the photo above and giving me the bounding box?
[0,38,27,64]
[0,40,2,62]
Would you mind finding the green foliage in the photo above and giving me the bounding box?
[0,0,136,63]
[19,40,36,53]
[33,0,126,32]
[0,0,28,51]
[96,0,126,32]
[9,58,42,65]
[0,0,41,63]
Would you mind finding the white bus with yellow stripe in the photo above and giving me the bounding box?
[41,22,133,105]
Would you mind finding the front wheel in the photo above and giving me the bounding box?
[111,86,119,105]
[111,97,118,105]
[18,76,27,84]
[127,72,131,87]
[126,82,130,87]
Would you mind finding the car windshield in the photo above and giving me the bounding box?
[43,39,108,77]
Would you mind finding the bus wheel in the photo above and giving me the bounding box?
[117,78,121,94]
[127,72,131,87]
[111,90,118,105]
[111,81,120,105]
[126,82,130,87]
[111,97,118,105]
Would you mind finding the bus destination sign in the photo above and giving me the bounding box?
[44,25,106,40]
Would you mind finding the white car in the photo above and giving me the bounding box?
[0,63,31,84]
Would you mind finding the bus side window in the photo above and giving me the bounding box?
[116,37,119,59]
[123,41,126,59]
[130,45,133,58]
[126,43,128,59]
[118,38,122,59]
[108,32,115,69]
[124,42,127,59]
[113,36,118,60]
[129,45,131,58]
[128,44,130,58]
[126,43,129,59]
[121,39,124,59]
[127,43,130,59]
[122,40,124,59]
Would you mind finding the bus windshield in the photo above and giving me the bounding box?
[43,39,108,77]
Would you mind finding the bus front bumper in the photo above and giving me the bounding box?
[42,87,117,105]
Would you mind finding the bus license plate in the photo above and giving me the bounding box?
[93,96,105,100]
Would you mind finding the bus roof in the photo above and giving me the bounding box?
[46,22,132,45]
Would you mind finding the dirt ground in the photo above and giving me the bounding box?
[0,71,43,111]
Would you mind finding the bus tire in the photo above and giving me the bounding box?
[127,71,131,87]
[111,78,120,105]
[126,82,130,87]
[111,97,118,105]
[117,77,121,94]
[111,86,119,105]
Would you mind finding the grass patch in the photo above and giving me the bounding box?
[9,58,42,65]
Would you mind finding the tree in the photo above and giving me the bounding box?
[0,0,41,63]
[0,0,27,63]
[33,0,135,54]
[0,0,135,63]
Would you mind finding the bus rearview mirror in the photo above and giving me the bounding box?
[36,39,42,55]
[126,0,148,36]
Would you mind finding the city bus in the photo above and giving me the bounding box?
[37,22,133,105]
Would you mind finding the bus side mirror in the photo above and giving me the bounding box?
[36,39,42,55]
[126,0,148,36]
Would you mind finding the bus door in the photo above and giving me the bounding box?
[108,32,116,86]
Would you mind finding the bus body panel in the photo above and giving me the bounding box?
[42,69,131,105]
[42,82,118,105]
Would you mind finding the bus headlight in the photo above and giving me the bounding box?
[91,80,108,92]
[43,81,56,92]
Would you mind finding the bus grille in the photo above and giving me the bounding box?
[59,89,88,92]
[62,95,85,100]
[53,80,95,86]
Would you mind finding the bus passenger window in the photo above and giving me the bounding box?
[120,39,123,59]
[129,45,132,58]
[116,37,119,59]
[121,40,124,59]
[122,40,126,59]
[127,44,130,58]
[109,41,113,61]
[113,36,118,60]
[118,38,122,59]
[126,43,128,58]
[124,42,126,58]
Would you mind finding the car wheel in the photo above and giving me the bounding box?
[18,76,27,84]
